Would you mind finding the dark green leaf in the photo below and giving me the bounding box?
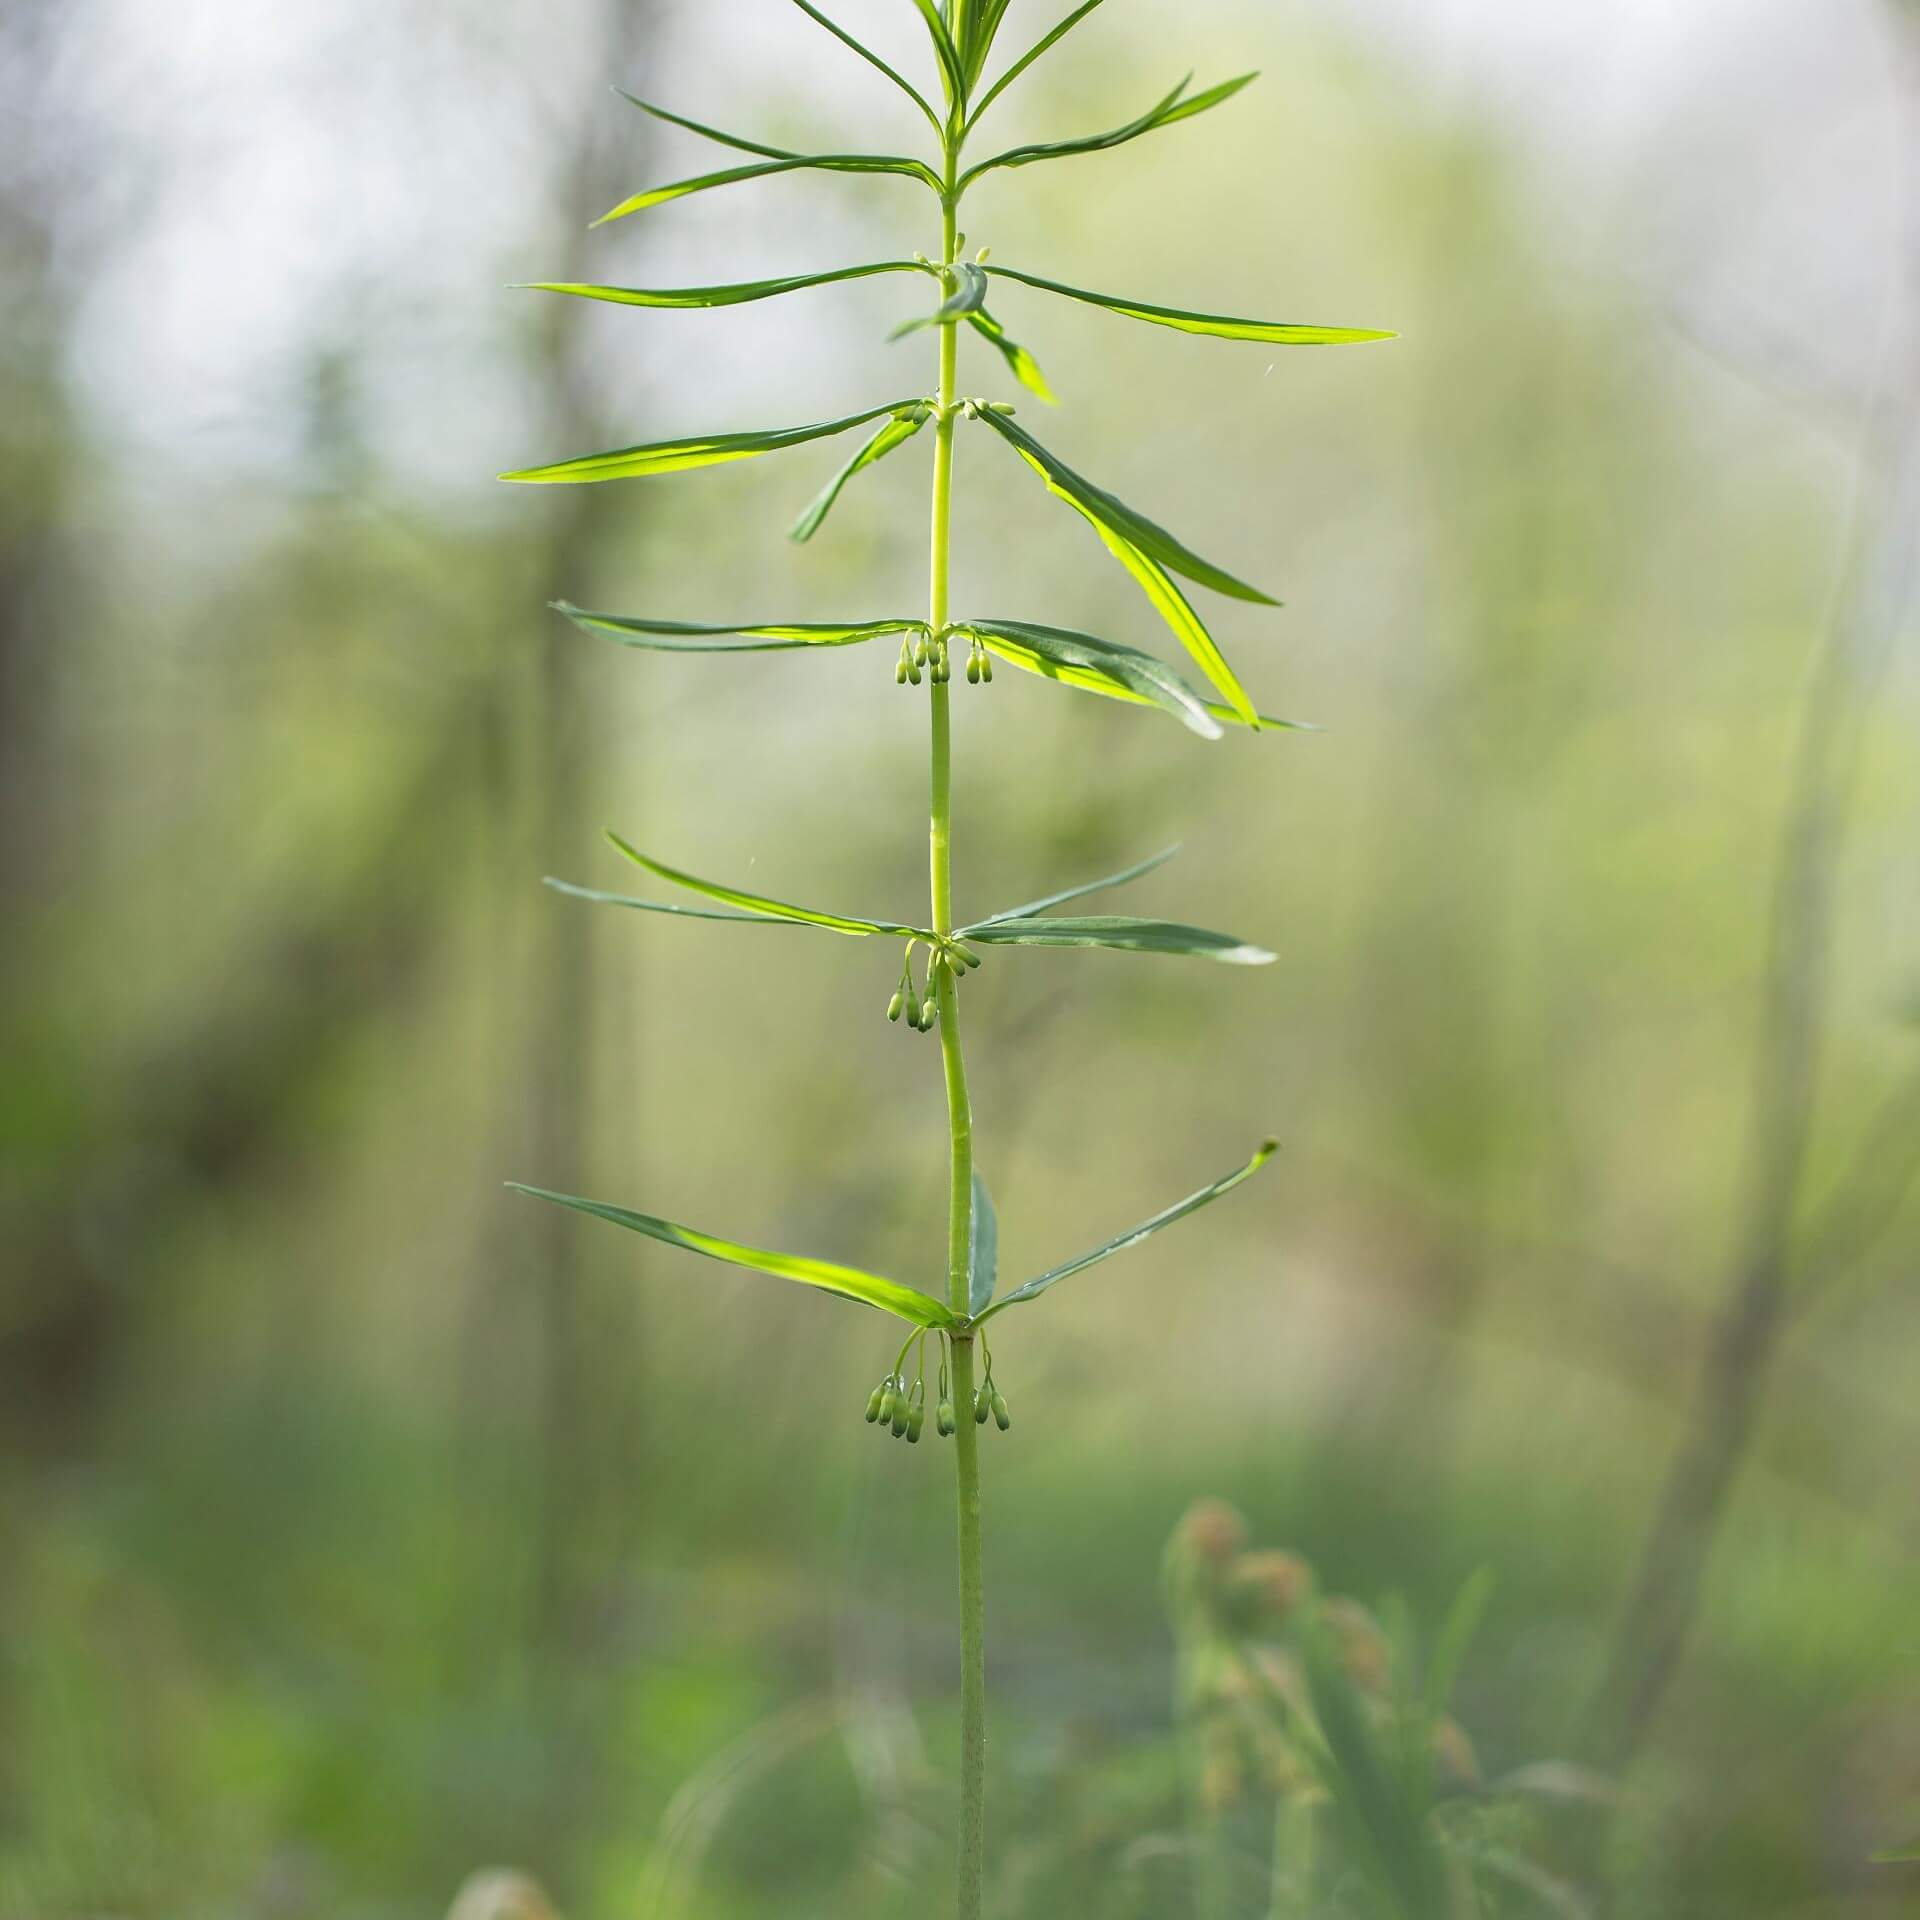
[966,309,1058,402]
[543,879,784,925]
[983,265,1396,345]
[790,407,931,542]
[594,153,941,228]
[552,603,922,652]
[615,89,799,160]
[890,263,989,340]
[964,0,1108,129]
[980,1140,1279,1317]
[500,398,921,487]
[973,408,1273,724]
[786,1,944,133]
[968,1170,999,1317]
[607,832,935,939]
[958,915,1275,965]
[955,618,1221,738]
[517,261,934,312]
[509,1184,954,1327]
[970,845,1180,926]
[959,72,1257,189]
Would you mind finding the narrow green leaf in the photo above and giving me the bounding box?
[890,263,989,340]
[500,397,920,487]
[964,0,1109,131]
[980,1140,1279,1317]
[983,266,1396,346]
[607,832,935,940]
[786,1,944,134]
[509,1183,954,1327]
[951,0,1017,91]
[966,309,1058,402]
[1423,1568,1496,1725]
[969,846,1180,927]
[968,1170,999,1317]
[955,618,1221,738]
[594,153,940,228]
[615,90,797,161]
[973,408,1272,724]
[552,603,922,652]
[959,72,1257,189]
[543,879,787,925]
[958,915,1275,965]
[518,261,934,312]
[908,0,967,109]
[790,407,931,542]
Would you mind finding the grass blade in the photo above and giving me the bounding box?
[509,1184,954,1327]
[973,408,1272,724]
[964,0,1109,131]
[959,72,1256,189]
[553,604,922,652]
[966,309,1058,402]
[957,915,1275,964]
[500,398,922,487]
[968,1170,999,1317]
[982,265,1395,345]
[786,1,944,134]
[607,832,935,939]
[969,846,1180,926]
[790,408,932,542]
[518,261,934,312]
[981,1140,1279,1317]
[956,618,1221,738]
[594,153,940,228]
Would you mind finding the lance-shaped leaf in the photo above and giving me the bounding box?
[791,406,932,542]
[595,153,941,227]
[978,1140,1279,1319]
[959,72,1257,189]
[949,0,1017,92]
[973,408,1272,724]
[501,398,921,487]
[606,833,935,939]
[966,310,1058,403]
[909,0,967,109]
[968,1170,999,1317]
[955,618,1222,739]
[983,266,1396,346]
[890,263,989,340]
[509,1184,955,1327]
[965,0,1109,130]
[970,846,1180,927]
[957,915,1275,965]
[518,261,935,313]
[787,1,943,133]
[553,603,924,653]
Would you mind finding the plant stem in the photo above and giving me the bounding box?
[928,168,987,1920]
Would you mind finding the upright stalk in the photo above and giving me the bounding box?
[927,163,987,1920]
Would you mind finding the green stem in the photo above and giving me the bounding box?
[928,169,987,1920]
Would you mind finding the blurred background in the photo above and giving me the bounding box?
[3,0,1918,1914]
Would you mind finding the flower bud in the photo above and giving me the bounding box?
[1231,1550,1314,1628]
[974,1389,991,1425]
[966,653,981,685]
[980,651,993,683]
[990,1389,1011,1431]
[895,657,909,686]
[887,990,905,1023]
[907,1406,925,1444]
[865,1385,886,1424]
[1175,1499,1248,1572]
[877,1387,898,1427]
[891,1398,911,1438]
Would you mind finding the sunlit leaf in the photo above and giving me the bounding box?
[790,407,932,542]
[615,90,797,160]
[518,261,934,312]
[950,0,1017,91]
[966,309,1058,402]
[959,72,1256,189]
[957,915,1275,965]
[979,1140,1279,1318]
[607,833,935,939]
[500,398,921,487]
[908,0,967,109]
[543,879,785,925]
[509,1184,954,1327]
[965,0,1108,129]
[955,618,1222,738]
[552,603,923,652]
[982,266,1396,346]
[594,153,940,228]
[969,846,1180,927]
[968,1170,999,1317]
[890,263,989,340]
[787,1,944,133]
[973,408,1272,724]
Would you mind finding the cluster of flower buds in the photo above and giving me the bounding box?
[865,1371,927,1444]
[962,635,994,685]
[895,630,954,686]
[886,940,982,1037]
[864,1336,1011,1446]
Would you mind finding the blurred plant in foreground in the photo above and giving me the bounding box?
[1164,1501,1592,1920]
